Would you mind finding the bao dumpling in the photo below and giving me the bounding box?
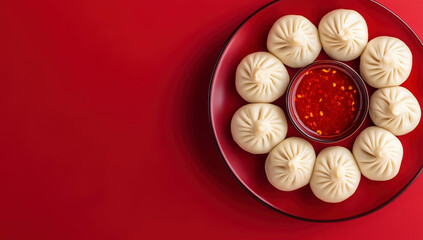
[370,86,421,136]
[236,52,290,103]
[360,36,412,88]
[267,15,322,68]
[265,137,316,191]
[231,103,287,154]
[310,146,361,203]
[353,126,403,181]
[318,9,368,61]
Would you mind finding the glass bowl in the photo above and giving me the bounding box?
[286,60,369,143]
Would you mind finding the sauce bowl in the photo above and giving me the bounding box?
[286,60,369,143]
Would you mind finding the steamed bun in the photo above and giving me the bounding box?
[267,15,321,68]
[318,9,368,61]
[236,52,289,103]
[310,146,361,203]
[265,137,316,191]
[353,126,403,181]
[360,36,412,88]
[369,86,421,136]
[231,103,287,154]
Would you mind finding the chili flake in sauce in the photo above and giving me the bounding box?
[294,67,359,136]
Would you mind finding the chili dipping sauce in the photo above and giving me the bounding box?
[292,66,360,136]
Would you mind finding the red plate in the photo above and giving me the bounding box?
[209,0,423,221]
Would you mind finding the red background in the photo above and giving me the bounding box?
[0,0,422,239]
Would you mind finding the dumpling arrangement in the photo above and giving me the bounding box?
[236,52,289,103]
[229,8,421,204]
[353,127,403,181]
[310,147,361,203]
[265,137,316,191]
[267,15,322,68]
[358,35,419,136]
[319,9,368,61]
[231,103,287,154]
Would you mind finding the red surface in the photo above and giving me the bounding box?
[0,0,422,238]
[210,0,423,221]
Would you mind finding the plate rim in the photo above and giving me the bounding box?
[208,0,423,222]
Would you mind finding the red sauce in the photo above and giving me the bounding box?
[293,67,360,136]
